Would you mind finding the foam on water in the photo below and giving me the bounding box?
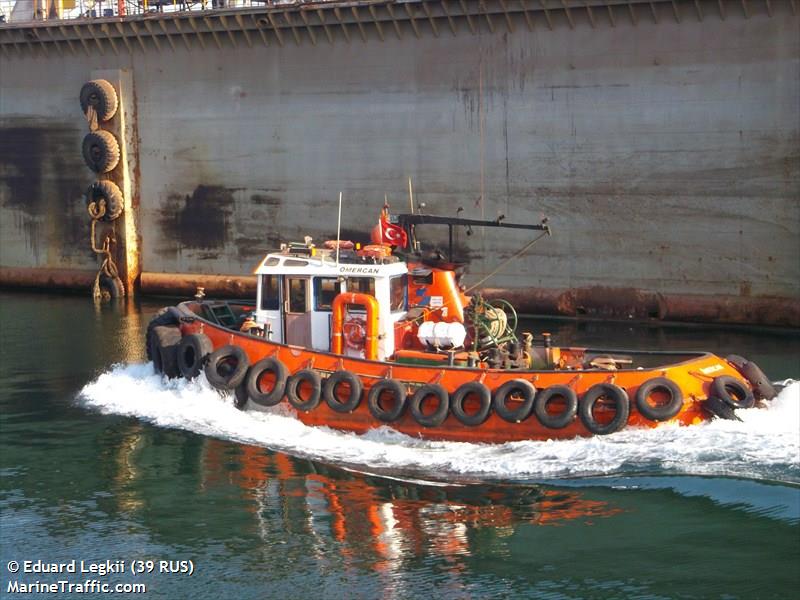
[77,364,800,483]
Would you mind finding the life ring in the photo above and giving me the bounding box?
[367,379,407,422]
[451,381,492,426]
[149,325,181,379]
[245,357,288,407]
[204,345,249,390]
[342,316,367,351]
[286,369,322,411]
[358,244,392,258]
[579,383,630,435]
[634,377,683,422]
[409,384,450,428]
[711,375,755,409]
[726,354,776,400]
[492,379,536,423]
[82,130,120,173]
[533,385,578,429]
[79,79,118,122]
[323,370,363,413]
[177,333,213,379]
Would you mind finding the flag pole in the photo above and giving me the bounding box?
[336,191,343,267]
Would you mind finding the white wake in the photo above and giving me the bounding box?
[78,364,800,483]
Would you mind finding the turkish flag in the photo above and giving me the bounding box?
[370,205,408,248]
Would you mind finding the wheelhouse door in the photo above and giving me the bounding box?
[284,277,312,348]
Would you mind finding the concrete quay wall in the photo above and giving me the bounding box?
[1,0,798,324]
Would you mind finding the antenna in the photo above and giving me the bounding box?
[336,191,343,267]
[408,177,414,214]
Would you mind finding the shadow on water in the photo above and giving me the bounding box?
[1,291,799,599]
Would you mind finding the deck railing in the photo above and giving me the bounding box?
[0,0,327,24]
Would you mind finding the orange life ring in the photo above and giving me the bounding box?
[358,244,392,258]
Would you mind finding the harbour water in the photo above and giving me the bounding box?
[1,291,798,598]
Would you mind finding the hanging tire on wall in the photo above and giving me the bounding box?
[492,379,536,423]
[149,325,181,379]
[82,130,120,173]
[711,375,755,409]
[177,333,213,379]
[246,357,288,407]
[79,79,119,122]
[409,384,449,428]
[634,377,684,422]
[579,383,630,435]
[286,369,322,411]
[533,385,578,429]
[323,370,363,413]
[86,180,124,222]
[451,381,492,426]
[204,345,249,390]
[367,379,408,422]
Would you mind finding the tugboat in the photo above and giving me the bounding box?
[146,205,777,442]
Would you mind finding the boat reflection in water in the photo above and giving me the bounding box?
[196,439,621,571]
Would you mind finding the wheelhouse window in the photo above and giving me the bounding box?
[314,277,339,311]
[390,275,407,312]
[287,278,308,313]
[345,277,375,296]
[260,275,280,311]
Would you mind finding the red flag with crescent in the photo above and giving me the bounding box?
[371,204,408,248]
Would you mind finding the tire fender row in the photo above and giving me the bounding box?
[171,339,703,436]
[144,317,760,433]
[79,79,125,299]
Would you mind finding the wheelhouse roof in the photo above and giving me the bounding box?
[254,251,408,278]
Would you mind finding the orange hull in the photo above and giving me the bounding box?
[177,307,750,443]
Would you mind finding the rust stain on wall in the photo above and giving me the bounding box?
[157,185,237,253]
[0,118,92,264]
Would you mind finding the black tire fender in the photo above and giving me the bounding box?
[711,375,755,409]
[702,396,742,422]
[82,130,120,173]
[246,357,288,407]
[451,381,492,426]
[150,325,181,379]
[726,355,776,401]
[533,385,578,429]
[286,369,323,411]
[87,180,124,222]
[634,377,684,422]
[492,379,536,423]
[145,307,182,361]
[367,379,408,422]
[323,370,363,413]
[204,345,249,390]
[234,375,250,410]
[177,333,213,379]
[409,383,450,428]
[79,79,118,122]
[579,383,630,435]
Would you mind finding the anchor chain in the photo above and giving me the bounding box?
[88,199,125,300]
